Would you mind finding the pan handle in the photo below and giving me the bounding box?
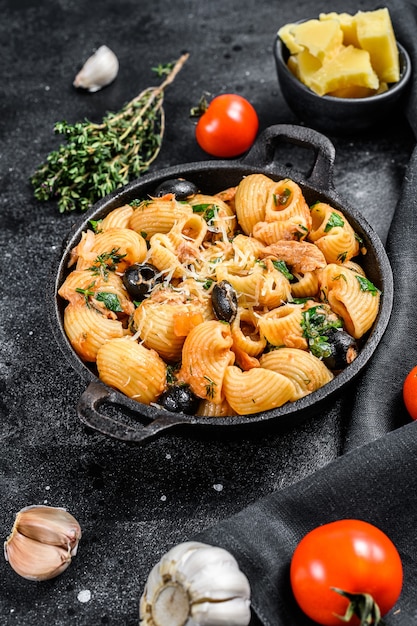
[77,380,185,443]
[242,124,336,191]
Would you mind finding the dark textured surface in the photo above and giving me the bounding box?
[0,0,414,624]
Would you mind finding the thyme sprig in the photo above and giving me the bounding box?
[31,53,189,213]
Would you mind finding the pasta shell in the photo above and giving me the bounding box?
[96,337,166,403]
[260,347,333,400]
[223,365,296,414]
[177,320,235,404]
[63,303,127,362]
[318,264,380,338]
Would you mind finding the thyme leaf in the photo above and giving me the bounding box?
[88,248,126,280]
[31,53,189,213]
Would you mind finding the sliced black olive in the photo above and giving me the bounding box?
[322,328,359,370]
[122,263,162,301]
[154,178,199,200]
[212,280,238,323]
[158,384,199,414]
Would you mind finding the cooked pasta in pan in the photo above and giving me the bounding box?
[58,174,381,416]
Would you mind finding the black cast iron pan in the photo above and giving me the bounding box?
[48,124,393,443]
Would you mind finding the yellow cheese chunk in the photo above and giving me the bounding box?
[309,45,379,96]
[287,54,300,77]
[278,8,400,99]
[289,19,343,62]
[319,12,360,47]
[289,50,322,88]
[355,8,400,83]
[278,23,304,54]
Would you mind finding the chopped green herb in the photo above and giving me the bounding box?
[272,259,293,281]
[192,203,217,223]
[89,219,103,233]
[95,292,123,312]
[332,273,347,283]
[192,203,210,213]
[337,251,348,263]
[301,305,343,359]
[294,224,309,241]
[75,282,96,306]
[324,212,344,232]
[202,279,214,290]
[204,375,216,399]
[89,248,126,280]
[356,275,380,295]
[166,364,179,384]
[273,187,291,206]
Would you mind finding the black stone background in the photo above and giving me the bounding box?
[0,0,414,624]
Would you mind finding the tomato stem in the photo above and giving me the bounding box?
[189,93,210,117]
[331,588,385,625]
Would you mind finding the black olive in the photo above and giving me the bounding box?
[322,328,359,370]
[212,280,238,323]
[154,178,199,200]
[122,263,162,301]
[158,384,199,414]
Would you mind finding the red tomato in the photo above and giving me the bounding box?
[403,365,417,419]
[290,519,403,626]
[195,94,259,158]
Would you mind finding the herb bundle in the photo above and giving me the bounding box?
[31,53,189,213]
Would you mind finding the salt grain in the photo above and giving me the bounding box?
[77,590,91,603]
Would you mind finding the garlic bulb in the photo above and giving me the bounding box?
[140,541,251,626]
[4,504,81,581]
[73,45,119,92]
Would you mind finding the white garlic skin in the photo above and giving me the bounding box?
[140,541,251,626]
[73,45,119,92]
[4,504,82,581]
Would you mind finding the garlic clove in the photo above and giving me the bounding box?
[13,504,81,554]
[187,562,251,602]
[73,45,119,92]
[158,542,207,579]
[4,530,72,581]
[4,504,81,581]
[176,545,240,583]
[191,598,251,626]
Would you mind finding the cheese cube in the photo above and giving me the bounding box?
[355,8,400,83]
[278,23,304,54]
[309,45,379,96]
[290,19,343,62]
[319,12,360,47]
[290,50,322,88]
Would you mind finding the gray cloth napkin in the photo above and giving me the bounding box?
[198,2,417,623]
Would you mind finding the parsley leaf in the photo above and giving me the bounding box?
[95,292,123,312]
[324,212,344,232]
[272,259,293,281]
[301,306,343,359]
[356,275,380,295]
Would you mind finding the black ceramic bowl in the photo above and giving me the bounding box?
[49,124,393,443]
[274,32,411,134]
